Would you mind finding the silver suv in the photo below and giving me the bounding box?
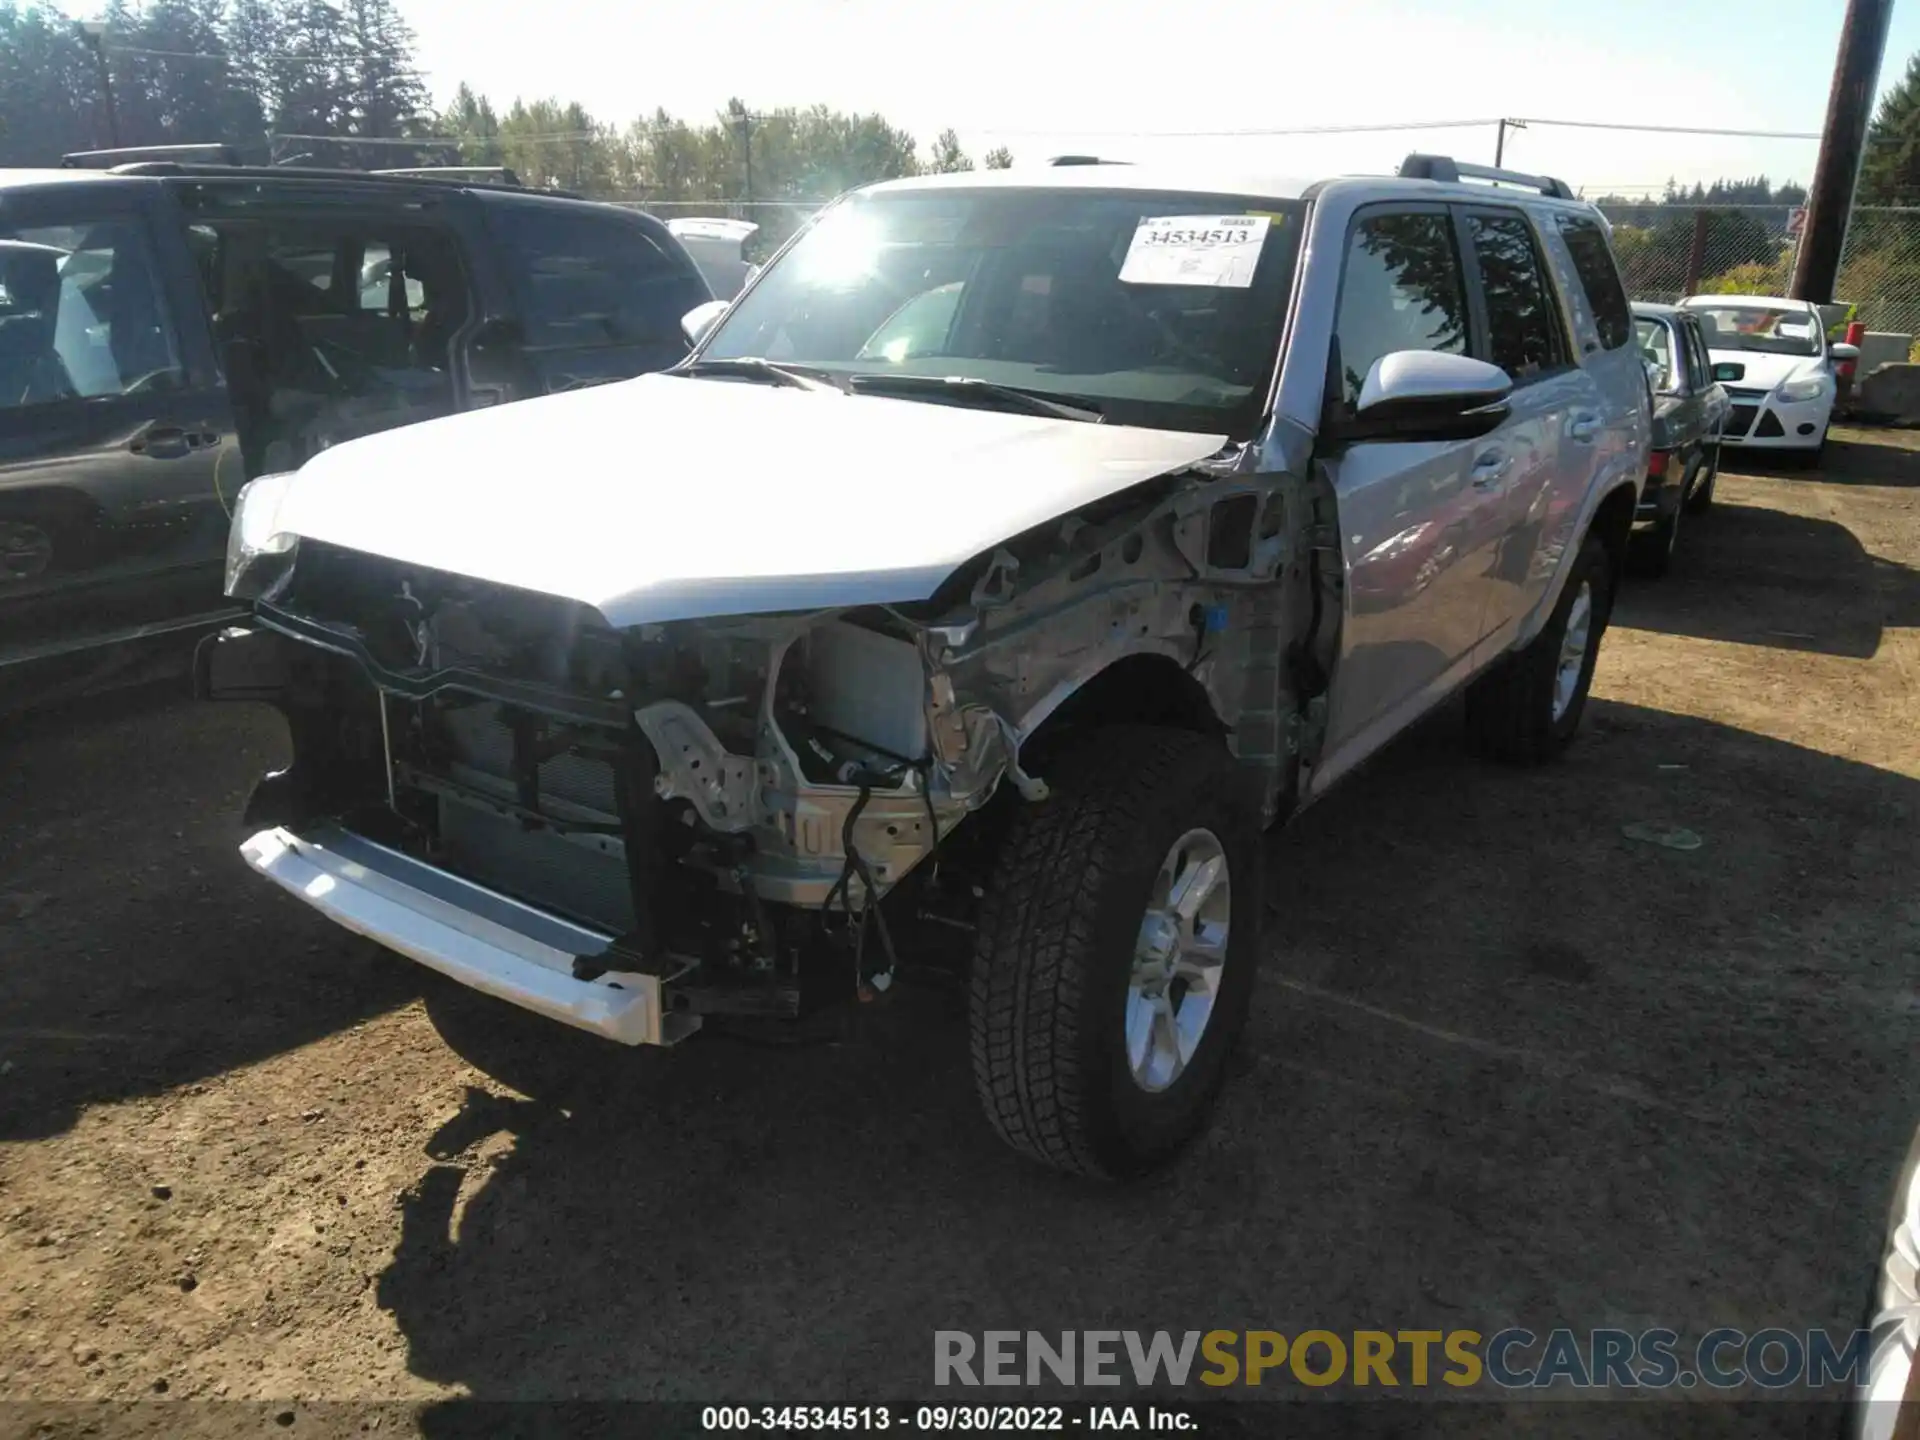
[202,152,1649,1178]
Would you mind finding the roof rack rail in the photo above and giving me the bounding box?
[82,159,576,198]
[1047,154,1130,167]
[374,165,523,186]
[1397,153,1575,201]
[62,143,241,169]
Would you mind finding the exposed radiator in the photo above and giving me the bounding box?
[415,700,638,934]
[437,796,637,934]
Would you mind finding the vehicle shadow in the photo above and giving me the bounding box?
[383,699,1917,1437]
[1815,429,1920,491]
[0,683,424,1143]
[1613,497,1920,659]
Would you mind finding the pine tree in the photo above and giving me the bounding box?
[273,0,352,141]
[983,145,1014,169]
[928,127,972,173]
[441,82,500,166]
[339,0,426,146]
[225,0,286,130]
[1860,50,1920,205]
[0,3,97,163]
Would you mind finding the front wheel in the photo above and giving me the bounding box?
[969,726,1264,1178]
[1464,530,1614,764]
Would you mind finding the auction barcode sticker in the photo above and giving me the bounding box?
[1118,214,1272,288]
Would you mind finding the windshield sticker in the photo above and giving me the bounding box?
[1119,214,1271,288]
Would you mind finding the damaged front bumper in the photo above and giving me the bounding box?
[241,823,699,1047]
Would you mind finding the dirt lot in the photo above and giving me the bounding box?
[3,432,1917,1436]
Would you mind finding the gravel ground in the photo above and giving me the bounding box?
[2,431,1917,1437]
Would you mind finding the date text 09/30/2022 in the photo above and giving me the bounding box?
[701,1406,1195,1432]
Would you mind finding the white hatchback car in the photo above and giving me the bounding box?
[1680,293,1859,464]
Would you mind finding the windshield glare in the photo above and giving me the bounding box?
[1690,304,1822,358]
[699,188,1306,436]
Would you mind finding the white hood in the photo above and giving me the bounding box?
[269,373,1226,626]
[1704,348,1826,391]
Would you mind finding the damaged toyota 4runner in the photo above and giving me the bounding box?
[200,154,1649,1177]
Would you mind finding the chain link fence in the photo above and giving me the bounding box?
[1596,200,1920,341]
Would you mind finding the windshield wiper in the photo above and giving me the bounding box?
[673,357,842,392]
[845,373,1103,423]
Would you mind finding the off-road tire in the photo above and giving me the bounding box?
[1464,530,1613,765]
[1683,444,1718,516]
[969,726,1263,1179]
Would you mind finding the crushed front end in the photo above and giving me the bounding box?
[199,542,1012,1046]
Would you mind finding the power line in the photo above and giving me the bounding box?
[967,117,1501,139]
[1517,116,1822,141]
[107,44,363,62]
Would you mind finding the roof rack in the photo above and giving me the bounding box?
[62,143,242,169]
[88,159,576,198]
[1397,153,1575,201]
[1047,155,1131,167]
[374,165,522,186]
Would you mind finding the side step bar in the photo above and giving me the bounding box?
[241,825,700,1047]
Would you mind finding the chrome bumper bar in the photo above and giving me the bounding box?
[240,825,699,1047]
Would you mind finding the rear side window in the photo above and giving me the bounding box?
[1558,215,1632,351]
[1464,210,1567,383]
[488,205,708,351]
[1330,210,1470,409]
[1683,320,1712,390]
[1635,316,1673,391]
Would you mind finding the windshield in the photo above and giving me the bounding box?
[1634,316,1675,391]
[698,187,1306,436]
[1688,303,1822,358]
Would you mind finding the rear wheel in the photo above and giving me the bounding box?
[1465,531,1613,764]
[969,726,1263,1178]
[1630,477,1684,580]
[0,498,93,585]
[1683,443,1718,516]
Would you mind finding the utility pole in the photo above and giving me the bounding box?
[734,110,755,207]
[1790,0,1894,303]
[79,21,120,149]
[1683,209,1712,295]
[1495,118,1526,168]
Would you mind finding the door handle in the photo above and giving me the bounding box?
[129,425,219,459]
[1471,451,1512,488]
[1568,413,1601,443]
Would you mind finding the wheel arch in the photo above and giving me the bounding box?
[1589,480,1639,589]
[1018,651,1227,766]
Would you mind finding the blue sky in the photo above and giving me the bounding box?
[394,0,1920,194]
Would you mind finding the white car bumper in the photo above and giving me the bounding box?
[241,825,700,1046]
[1721,388,1833,450]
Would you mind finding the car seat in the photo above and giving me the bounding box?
[0,248,74,407]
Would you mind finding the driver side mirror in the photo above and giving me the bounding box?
[1329,351,1513,445]
[681,299,730,350]
[1712,361,1745,383]
[1829,342,1860,364]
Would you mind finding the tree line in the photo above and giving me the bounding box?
[0,0,1012,207]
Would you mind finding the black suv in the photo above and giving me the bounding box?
[0,155,711,694]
